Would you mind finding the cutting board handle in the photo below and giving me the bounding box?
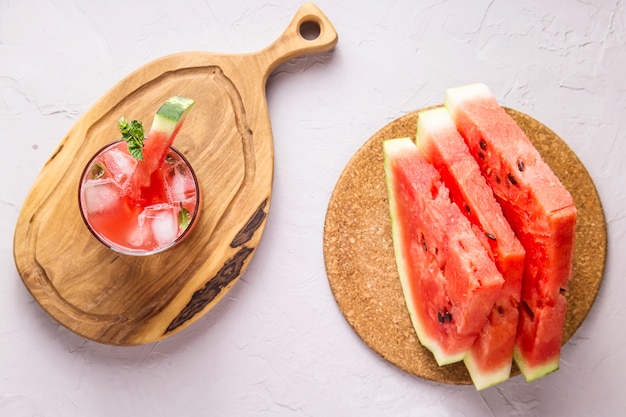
[259,2,338,78]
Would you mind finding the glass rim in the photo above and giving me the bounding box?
[78,140,201,256]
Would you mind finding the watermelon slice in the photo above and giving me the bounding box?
[445,83,577,382]
[415,107,525,389]
[383,137,505,366]
[131,96,196,189]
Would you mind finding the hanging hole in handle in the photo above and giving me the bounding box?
[299,19,321,41]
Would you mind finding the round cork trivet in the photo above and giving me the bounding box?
[323,107,607,385]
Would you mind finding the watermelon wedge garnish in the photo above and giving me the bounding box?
[131,96,196,189]
[445,83,577,382]
[415,107,525,390]
[383,137,505,366]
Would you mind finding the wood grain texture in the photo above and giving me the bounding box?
[323,107,607,384]
[13,3,338,346]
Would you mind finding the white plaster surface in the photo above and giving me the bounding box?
[1,0,625,415]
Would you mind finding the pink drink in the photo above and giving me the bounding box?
[79,141,200,255]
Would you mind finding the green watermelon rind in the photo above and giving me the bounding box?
[151,96,196,136]
[463,351,512,390]
[513,347,560,382]
[383,137,467,366]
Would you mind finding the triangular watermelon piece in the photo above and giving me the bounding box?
[383,137,505,366]
[131,96,196,190]
[445,83,576,382]
[415,107,525,389]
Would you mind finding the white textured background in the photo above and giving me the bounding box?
[2,0,624,416]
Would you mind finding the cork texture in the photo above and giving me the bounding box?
[323,107,607,385]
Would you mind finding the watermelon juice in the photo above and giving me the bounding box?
[78,140,200,255]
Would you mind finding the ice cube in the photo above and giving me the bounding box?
[103,148,138,189]
[164,161,196,204]
[126,225,145,249]
[81,178,122,214]
[137,203,179,247]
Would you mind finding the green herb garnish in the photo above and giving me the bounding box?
[165,153,176,165]
[178,204,191,230]
[118,117,145,160]
[91,162,106,179]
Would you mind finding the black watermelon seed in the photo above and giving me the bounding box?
[508,173,518,185]
[518,160,525,172]
[437,311,445,324]
[485,232,497,241]
[479,139,487,150]
[444,311,452,322]
[521,301,535,319]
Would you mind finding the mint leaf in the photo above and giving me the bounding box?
[127,141,144,161]
[178,204,191,230]
[118,117,145,161]
[90,162,105,179]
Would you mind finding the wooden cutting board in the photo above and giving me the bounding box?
[323,107,607,384]
[13,3,338,346]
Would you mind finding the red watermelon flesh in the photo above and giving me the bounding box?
[416,107,525,389]
[383,137,505,366]
[445,83,577,381]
